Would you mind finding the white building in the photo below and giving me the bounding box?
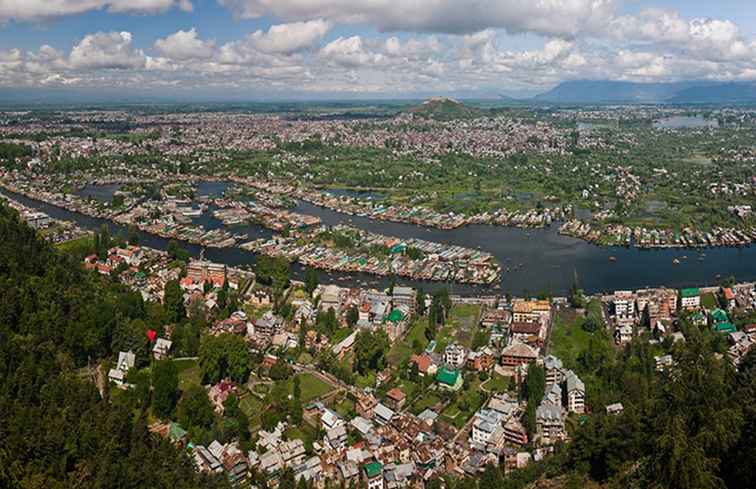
[444,343,466,368]
[566,370,585,414]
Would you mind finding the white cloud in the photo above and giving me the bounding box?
[69,31,146,70]
[319,36,385,68]
[247,19,330,54]
[218,0,617,37]
[154,28,215,60]
[0,0,193,22]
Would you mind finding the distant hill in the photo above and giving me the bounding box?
[405,96,484,120]
[534,80,756,104]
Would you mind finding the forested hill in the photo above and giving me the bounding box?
[0,204,228,489]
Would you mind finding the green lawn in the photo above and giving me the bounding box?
[701,293,718,309]
[481,374,510,393]
[239,394,263,428]
[440,378,485,428]
[288,373,334,402]
[331,397,356,418]
[355,371,376,389]
[409,391,441,415]
[550,305,606,368]
[387,319,428,366]
[174,358,201,390]
[55,234,94,258]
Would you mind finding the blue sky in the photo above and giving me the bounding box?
[1,1,755,98]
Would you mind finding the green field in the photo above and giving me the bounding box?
[387,319,428,366]
[239,394,263,428]
[550,301,607,368]
[288,373,335,402]
[174,358,201,390]
[481,374,510,393]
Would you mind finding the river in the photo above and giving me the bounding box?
[7,181,756,296]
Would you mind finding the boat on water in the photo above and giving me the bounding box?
[608,256,616,262]
[673,258,680,265]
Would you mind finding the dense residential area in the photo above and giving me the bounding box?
[2,187,756,489]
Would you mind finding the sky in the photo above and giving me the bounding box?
[1,0,756,100]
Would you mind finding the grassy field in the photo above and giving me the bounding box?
[441,378,485,428]
[409,391,442,415]
[701,292,718,309]
[174,358,201,390]
[238,394,264,428]
[55,234,94,257]
[435,304,481,353]
[288,373,335,402]
[481,374,511,393]
[387,319,428,366]
[550,303,606,367]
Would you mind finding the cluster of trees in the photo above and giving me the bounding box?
[199,333,251,384]
[0,204,228,488]
[353,330,390,375]
[0,142,32,168]
[564,324,756,489]
[176,386,250,448]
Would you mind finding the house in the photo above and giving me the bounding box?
[385,388,406,410]
[606,403,624,416]
[501,341,538,367]
[655,354,673,371]
[722,287,736,309]
[613,290,636,326]
[325,424,348,451]
[444,343,466,368]
[193,445,224,474]
[615,325,633,345]
[350,416,375,437]
[320,408,343,431]
[356,392,378,418]
[511,299,550,323]
[680,288,700,309]
[332,330,358,359]
[374,403,395,426]
[544,355,565,385]
[152,338,173,360]
[383,462,416,489]
[320,284,344,314]
[108,350,136,385]
[503,417,528,446]
[255,311,284,338]
[714,321,737,334]
[466,348,495,372]
[410,354,437,377]
[471,409,505,446]
[535,404,565,445]
[392,286,416,312]
[363,461,384,489]
[566,370,585,414]
[435,367,463,391]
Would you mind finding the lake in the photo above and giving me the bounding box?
[6,181,756,296]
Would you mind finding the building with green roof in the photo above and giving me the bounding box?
[436,367,463,391]
[363,461,383,479]
[680,288,701,309]
[714,322,736,334]
[710,308,729,323]
[387,309,404,323]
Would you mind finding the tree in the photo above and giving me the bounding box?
[354,330,390,375]
[178,385,215,430]
[304,267,319,295]
[416,288,427,315]
[127,224,140,245]
[152,359,179,418]
[167,238,189,262]
[346,305,359,327]
[164,279,186,323]
[199,333,251,384]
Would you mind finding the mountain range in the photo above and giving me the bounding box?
[534,80,756,104]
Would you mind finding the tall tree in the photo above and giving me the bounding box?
[152,359,179,418]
